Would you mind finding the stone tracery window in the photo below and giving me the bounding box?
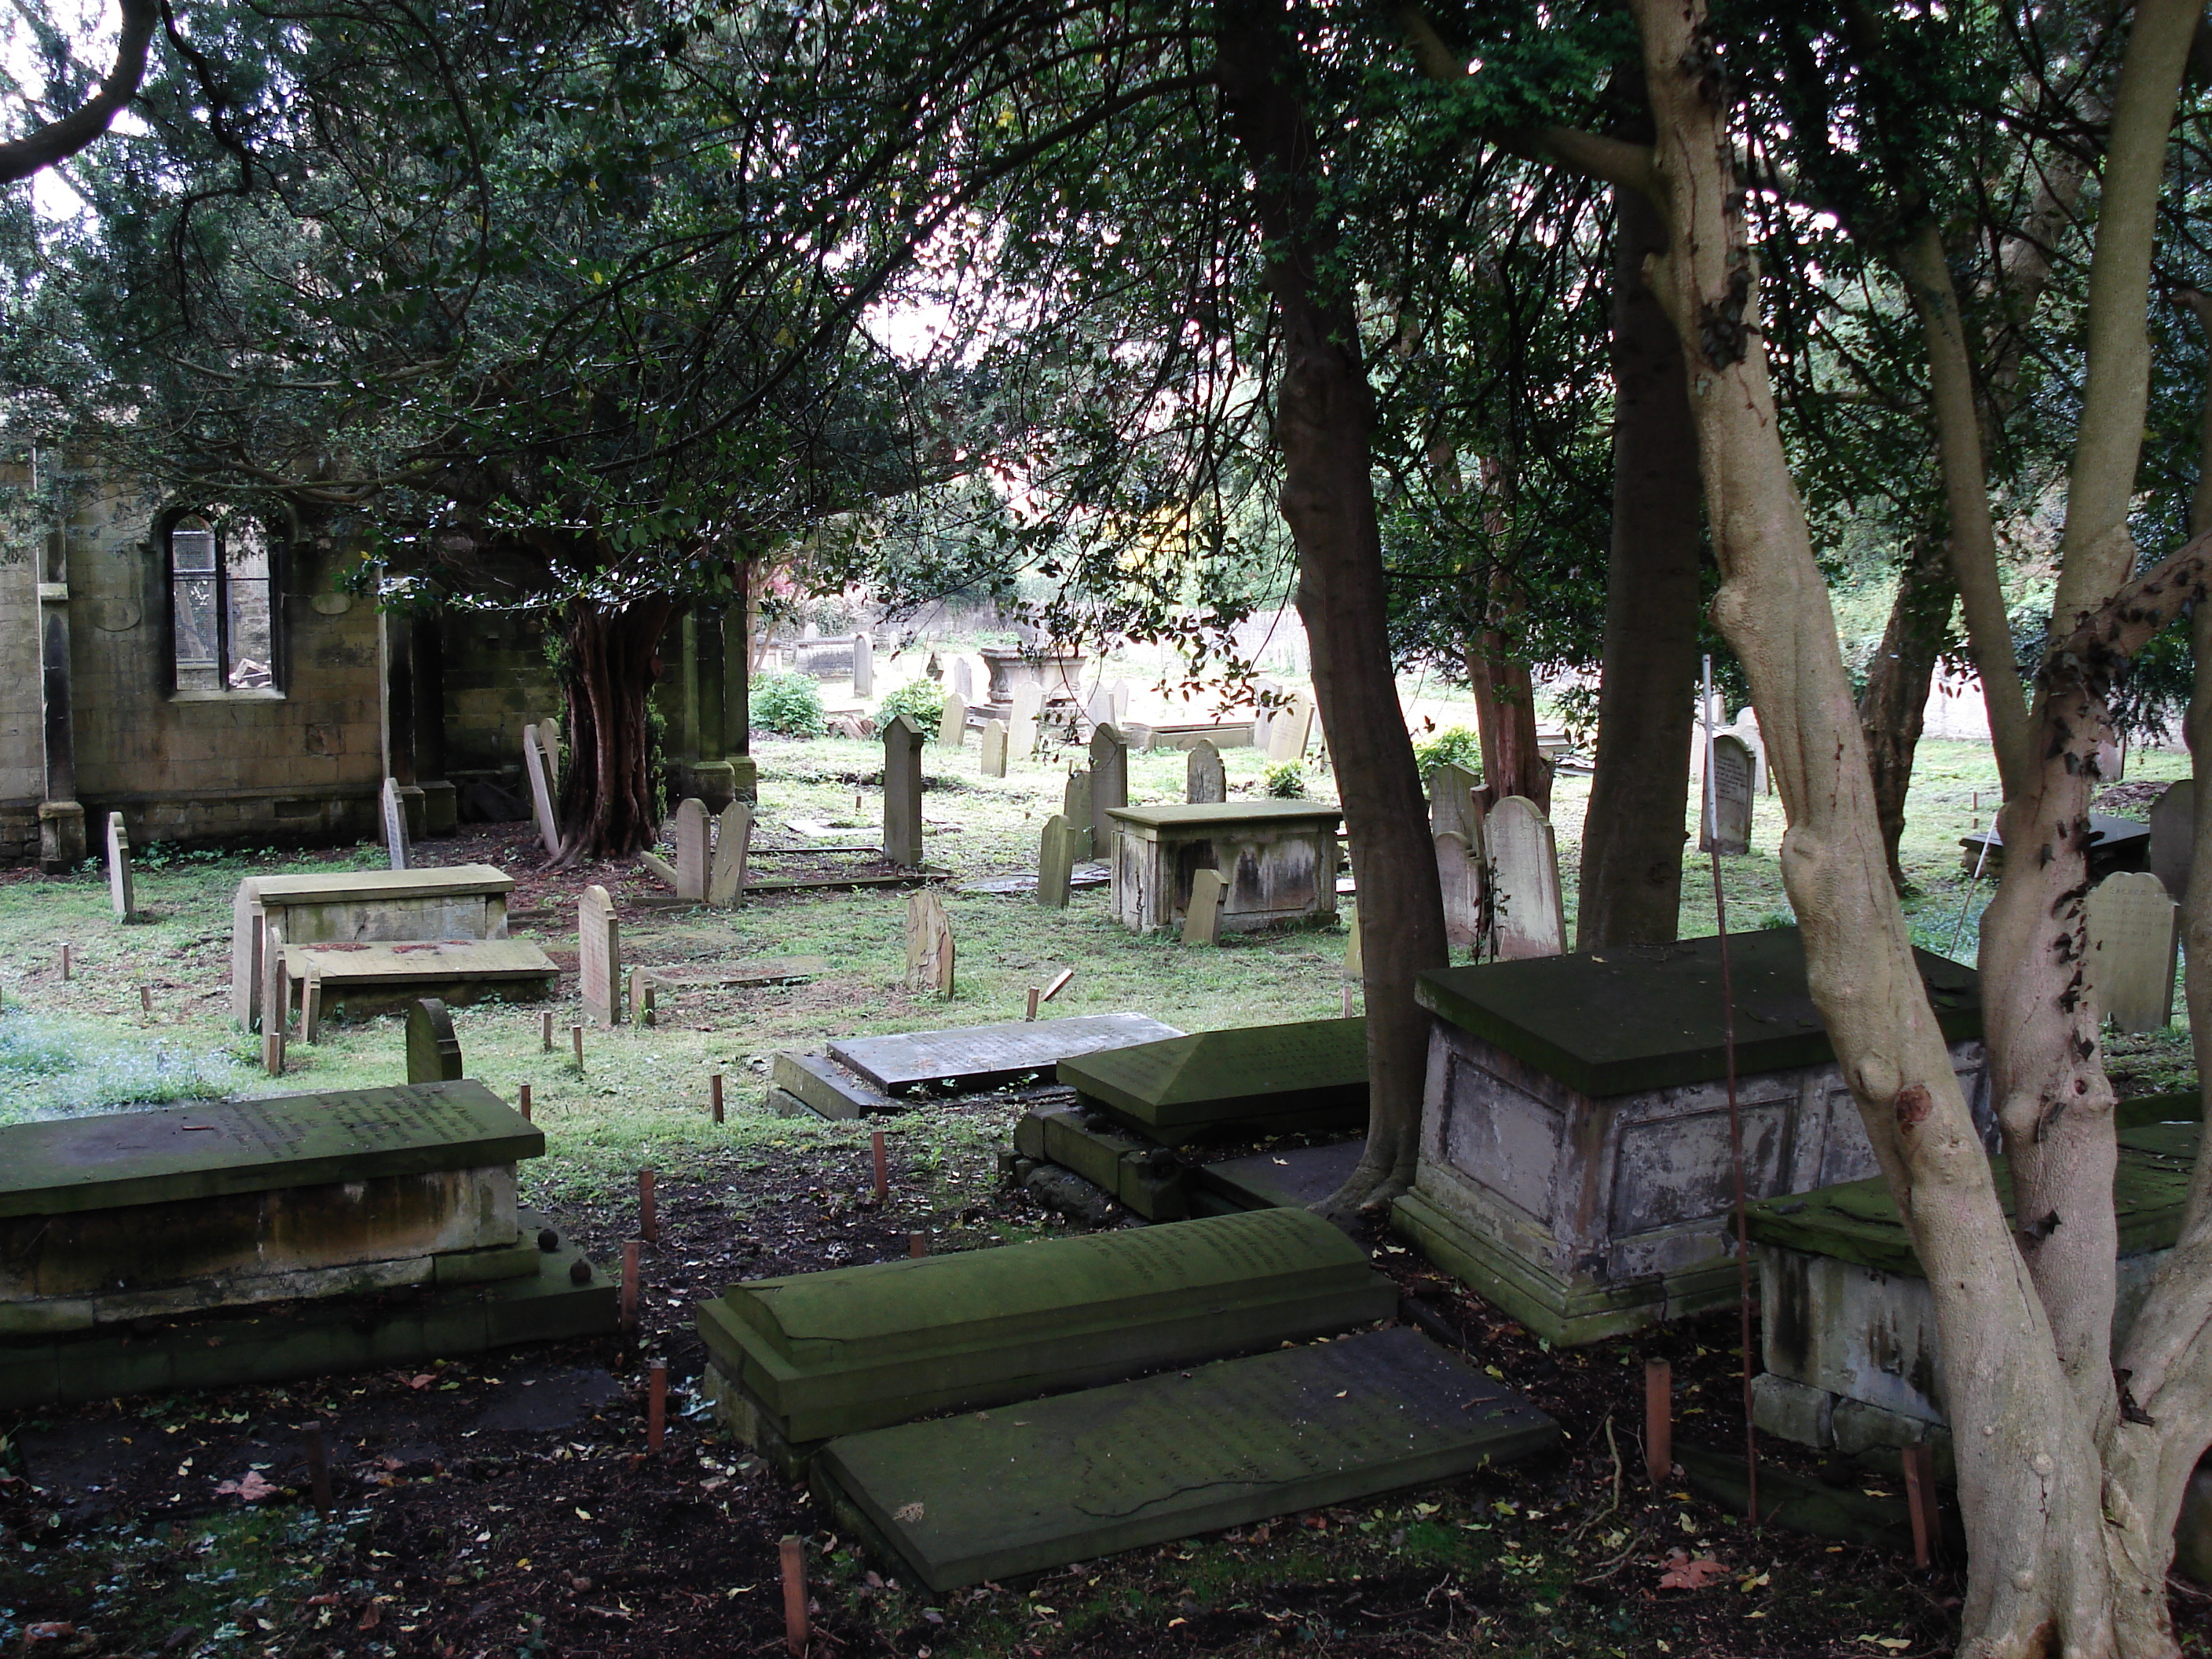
[168,513,276,693]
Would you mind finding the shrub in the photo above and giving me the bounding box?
[751,672,827,738]
[1264,762,1306,798]
[876,677,947,731]
[1412,725,1483,780]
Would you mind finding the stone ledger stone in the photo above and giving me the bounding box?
[815,1327,1558,1591]
[578,884,621,1028]
[1186,740,1226,804]
[1060,1016,1368,1145]
[105,811,134,921]
[406,998,465,1083]
[830,1012,1183,1095]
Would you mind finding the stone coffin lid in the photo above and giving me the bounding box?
[1059,1016,1368,1129]
[0,1081,539,1218]
[1415,926,1981,1099]
[1745,1115,2199,1278]
[1104,802,1342,832]
[243,865,515,906]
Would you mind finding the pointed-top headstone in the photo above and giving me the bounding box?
[105,811,134,922]
[980,720,1009,778]
[405,998,465,1084]
[674,797,711,900]
[522,725,563,857]
[1036,814,1077,909]
[708,801,753,906]
[1485,797,1566,960]
[579,884,621,1028]
[906,889,955,998]
[1088,724,1128,854]
[381,777,412,871]
[884,714,926,868]
[1187,741,1226,805]
[938,693,969,749]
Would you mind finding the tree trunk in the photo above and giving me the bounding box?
[1855,526,1952,893]
[554,596,679,866]
[1577,183,1702,947]
[1217,0,1447,1213]
[1465,620,1552,812]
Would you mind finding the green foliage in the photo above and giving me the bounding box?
[752,672,827,738]
[1264,763,1306,798]
[876,677,947,731]
[1412,727,1483,780]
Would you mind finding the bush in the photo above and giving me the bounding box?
[751,672,827,738]
[876,676,947,731]
[1412,725,1483,780]
[1264,762,1306,798]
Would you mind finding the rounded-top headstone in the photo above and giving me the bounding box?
[405,998,466,1084]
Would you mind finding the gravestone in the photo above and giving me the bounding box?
[1009,684,1042,760]
[1437,830,1481,950]
[1036,814,1077,909]
[380,777,412,871]
[262,919,289,1068]
[1108,802,1339,933]
[882,714,926,868]
[937,693,969,749]
[1344,914,1362,980]
[1267,691,1315,764]
[1061,1015,1368,1144]
[578,884,621,1028]
[105,811,134,922]
[950,657,975,702]
[1181,868,1226,946]
[2151,779,2195,899]
[817,1328,1555,1592]
[906,890,955,997]
[1109,679,1130,722]
[980,720,1009,778]
[521,725,563,856]
[1089,723,1129,854]
[299,966,323,1043]
[1064,770,1096,859]
[1084,688,1113,734]
[851,632,874,698]
[535,720,562,794]
[830,1012,1182,1094]
[1701,732,1755,855]
[2087,870,2180,1032]
[405,998,465,1083]
[673,797,711,901]
[1429,762,1481,841]
[1485,797,1566,960]
[1186,740,1226,804]
[707,801,753,906]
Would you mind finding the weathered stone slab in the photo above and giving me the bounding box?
[771,1051,904,1119]
[707,801,753,906]
[1181,868,1225,945]
[904,890,954,997]
[851,632,874,697]
[698,1207,1397,1445]
[2087,870,2179,1032]
[407,998,465,1084]
[578,884,621,1028]
[1196,1139,1368,1214]
[1187,740,1225,804]
[1060,1016,1367,1145]
[2152,778,2194,899]
[1958,811,2150,880]
[1063,770,1095,859]
[105,811,134,921]
[1107,801,1341,935]
[815,1328,1557,1591]
[1089,724,1129,851]
[937,694,969,749]
[883,714,926,869]
[1700,734,1753,855]
[673,797,711,900]
[1265,690,1315,764]
[645,955,823,993]
[522,724,562,856]
[979,719,1009,777]
[1428,763,1480,841]
[1485,797,1564,959]
[381,776,412,870]
[1013,1102,1188,1221]
[1437,830,1479,950]
[831,1012,1184,1094]
[1035,814,1076,909]
[282,939,558,1019]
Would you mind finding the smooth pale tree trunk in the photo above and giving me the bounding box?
[1217,0,1447,1211]
[1577,184,1702,947]
[555,596,679,866]
[1855,527,1952,892]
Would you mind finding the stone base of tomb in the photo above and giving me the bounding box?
[0,1210,616,1410]
[698,1361,825,1481]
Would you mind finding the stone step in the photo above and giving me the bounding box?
[698,1207,1395,1449]
[1058,1016,1368,1146]
[813,1326,1558,1591]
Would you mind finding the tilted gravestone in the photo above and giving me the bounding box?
[1063,770,1095,859]
[1181,868,1226,946]
[521,724,563,856]
[1186,740,1226,804]
[851,631,874,698]
[105,811,134,922]
[405,997,465,1083]
[578,884,621,1028]
[1060,1014,1368,1144]
[380,777,412,871]
[980,720,1009,778]
[1036,814,1077,909]
[882,714,926,868]
[1436,830,1481,950]
[535,719,562,793]
[707,801,753,906]
[1088,724,1129,855]
[1429,762,1481,841]
[1701,732,1755,856]
[937,693,969,749]
[906,889,955,997]
[673,797,711,900]
[2151,778,2195,900]
[1485,797,1566,960]
[2087,870,2180,1032]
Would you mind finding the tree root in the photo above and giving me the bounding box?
[1311,1162,1412,1224]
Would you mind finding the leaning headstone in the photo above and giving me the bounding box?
[1186,740,1226,804]
[673,797,711,900]
[1064,770,1096,859]
[2087,870,2180,1032]
[1429,762,1481,840]
[1437,830,1481,950]
[578,884,621,1028]
[906,890,954,998]
[405,998,465,1083]
[535,719,562,794]
[522,724,562,856]
[708,801,753,906]
[937,693,969,749]
[380,777,412,871]
[1485,797,1566,960]
[979,720,1009,778]
[1036,814,1077,909]
[851,631,874,698]
[2151,779,2195,900]
[1181,868,1226,945]
[1701,732,1755,855]
[105,811,134,921]
[1088,723,1128,855]
[883,714,926,868]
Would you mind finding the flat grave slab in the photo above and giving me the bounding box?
[770,1052,904,1120]
[284,939,558,1016]
[829,1013,1184,1094]
[1196,1139,1368,1214]
[815,1326,1558,1591]
[697,1207,1397,1448]
[1059,1016,1368,1145]
[961,864,1110,896]
[1958,811,2151,881]
[643,956,826,991]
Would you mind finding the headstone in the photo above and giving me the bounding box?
[1088,724,1128,854]
[1064,770,1096,859]
[522,724,563,856]
[104,811,134,921]
[1109,679,1130,723]
[1251,681,1279,751]
[1036,814,1076,909]
[708,801,753,906]
[629,966,657,1027]
[883,715,926,868]
[261,917,288,1046]
[673,797,711,901]
[979,720,1009,778]
[299,965,323,1044]
[1181,868,1226,945]
[380,777,412,871]
[802,621,820,642]
[405,998,465,1083]
[937,693,969,749]
[905,890,955,998]
[1701,732,1755,855]
[1061,1015,1368,1144]
[1437,830,1481,950]
[851,632,874,698]
[1186,740,1226,804]
[2087,871,2180,1032]
[1429,762,1481,840]
[1485,797,1566,960]
[1009,684,1042,759]
[829,1012,1183,1094]
[1267,691,1314,764]
[535,720,562,795]
[2151,779,2195,899]
[815,1328,1556,1593]
[950,657,974,701]
[578,884,621,1028]
[1344,914,1362,980]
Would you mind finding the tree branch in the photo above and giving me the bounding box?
[0,0,156,184]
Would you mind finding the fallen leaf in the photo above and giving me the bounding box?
[23,1623,75,1643]
[894,1502,925,1522]
[214,1470,279,1502]
[1655,1549,1728,1591]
